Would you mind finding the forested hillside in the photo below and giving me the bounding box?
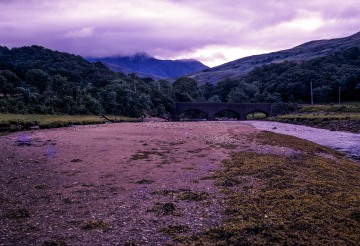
[190,31,360,84]
[0,46,174,117]
[204,47,360,104]
[0,45,359,118]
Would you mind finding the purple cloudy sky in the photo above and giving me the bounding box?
[1,0,360,67]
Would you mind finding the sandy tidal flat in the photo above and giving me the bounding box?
[0,122,359,245]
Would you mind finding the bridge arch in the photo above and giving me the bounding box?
[177,108,209,121]
[213,109,241,120]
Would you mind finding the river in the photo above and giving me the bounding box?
[244,121,360,162]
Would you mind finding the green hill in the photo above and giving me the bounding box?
[206,47,360,104]
[189,31,360,84]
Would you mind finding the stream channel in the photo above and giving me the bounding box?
[244,121,360,162]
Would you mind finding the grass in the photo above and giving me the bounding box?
[296,103,360,113]
[177,132,360,245]
[247,112,267,120]
[176,190,210,201]
[0,114,140,133]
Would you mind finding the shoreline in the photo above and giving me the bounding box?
[245,120,360,162]
[267,117,360,133]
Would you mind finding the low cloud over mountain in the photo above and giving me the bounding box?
[87,53,208,79]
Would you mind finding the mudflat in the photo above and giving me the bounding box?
[0,122,359,245]
[0,122,255,245]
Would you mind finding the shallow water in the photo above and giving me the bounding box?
[244,121,360,162]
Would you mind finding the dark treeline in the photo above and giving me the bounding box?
[0,45,359,117]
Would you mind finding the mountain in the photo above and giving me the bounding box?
[87,53,209,79]
[189,31,360,84]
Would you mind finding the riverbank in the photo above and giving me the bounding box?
[245,121,360,162]
[267,104,360,133]
[1,122,359,245]
[0,114,140,135]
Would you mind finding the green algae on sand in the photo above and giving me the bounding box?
[178,132,360,245]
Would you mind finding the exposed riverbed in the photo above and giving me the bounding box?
[245,121,360,162]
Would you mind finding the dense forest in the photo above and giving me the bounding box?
[0,45,359,117]
[0,45,175,117]
[208,47,360,104]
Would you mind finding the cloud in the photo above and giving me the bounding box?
[65,27,95,38]
[0,0,359,66]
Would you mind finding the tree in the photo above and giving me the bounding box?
[0,75,7,96]
[52,74,72,97]
[213,78,240,101]
[227,87,249,103]
[207,95,222,103]
[25,69,51,93]
[199,82,215,100]
[0,70,21,96]
[158,80,174,99]
[173,77,200,102]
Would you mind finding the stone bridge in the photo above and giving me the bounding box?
[171,102,291,121]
